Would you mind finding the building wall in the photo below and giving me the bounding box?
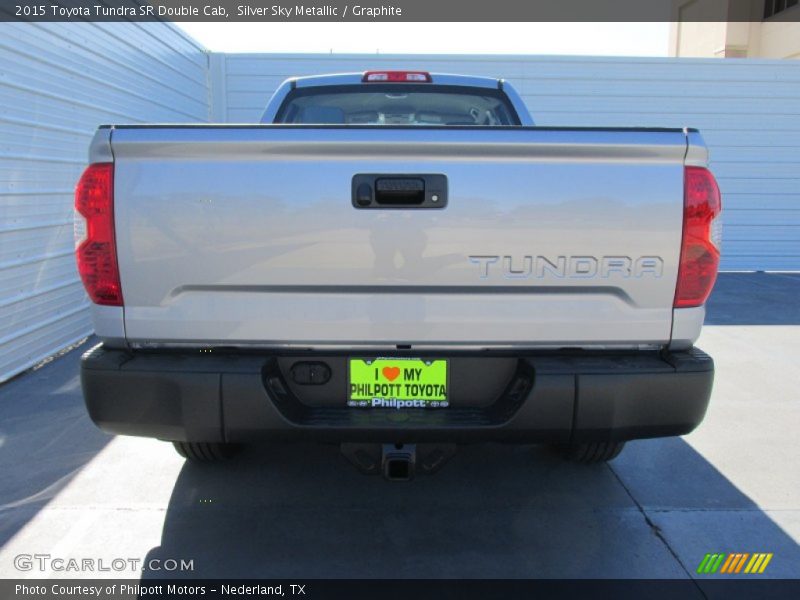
[669,1,800,58]
[0,23,210,382]
[213,52,800,274]
[671,20,800,58]
[672,22,730,58]
[756,19,800,58]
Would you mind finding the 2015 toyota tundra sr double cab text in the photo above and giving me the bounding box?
[77,71,720,479]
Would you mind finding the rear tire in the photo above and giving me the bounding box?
[556,441,626,464]
[172,441,239,462]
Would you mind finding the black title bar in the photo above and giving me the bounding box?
[3,0,799,22]
[4,579,800,600]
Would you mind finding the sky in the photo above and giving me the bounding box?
[175,22,671,56]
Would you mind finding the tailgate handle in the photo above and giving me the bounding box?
[352,174,447,209]
[375,177,425,205]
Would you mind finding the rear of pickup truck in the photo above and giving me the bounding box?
[78,74,719,473]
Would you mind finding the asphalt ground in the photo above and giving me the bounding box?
[1,272,798,585]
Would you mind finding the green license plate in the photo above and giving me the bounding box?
[348,358,449,408]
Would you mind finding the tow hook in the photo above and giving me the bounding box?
[340,443,457,480]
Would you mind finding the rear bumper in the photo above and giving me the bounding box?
[81,345,714,444]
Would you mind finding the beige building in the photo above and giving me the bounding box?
[670,0,800,58]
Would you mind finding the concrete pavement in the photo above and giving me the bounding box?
[0,273,798,581]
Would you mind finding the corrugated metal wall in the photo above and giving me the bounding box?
[211,53,800,273]
[2,42,798,381]
[0,23,210,382]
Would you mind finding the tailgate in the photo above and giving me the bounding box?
[109,126,687,349]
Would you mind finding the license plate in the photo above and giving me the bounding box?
[348,358,448,408]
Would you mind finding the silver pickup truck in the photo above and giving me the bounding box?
[78,71,720,479]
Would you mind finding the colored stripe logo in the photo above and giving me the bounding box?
[697,553,773,574]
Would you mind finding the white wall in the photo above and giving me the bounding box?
[212,52,800,273]
[0,23,210,382]
[2,41,798,381]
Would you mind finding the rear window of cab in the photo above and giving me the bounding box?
[272,84,521,126]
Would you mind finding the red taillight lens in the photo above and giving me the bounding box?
[362,71,432,83]
[674,166,722,308]
[74,163,123,306]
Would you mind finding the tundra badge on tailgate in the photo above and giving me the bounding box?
[468,255,664,279]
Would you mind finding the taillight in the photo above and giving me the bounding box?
[674,166,722,308]
[74,163,123,306]
[362,71,432,83]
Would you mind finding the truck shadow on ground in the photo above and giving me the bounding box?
[141,438,800,580]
